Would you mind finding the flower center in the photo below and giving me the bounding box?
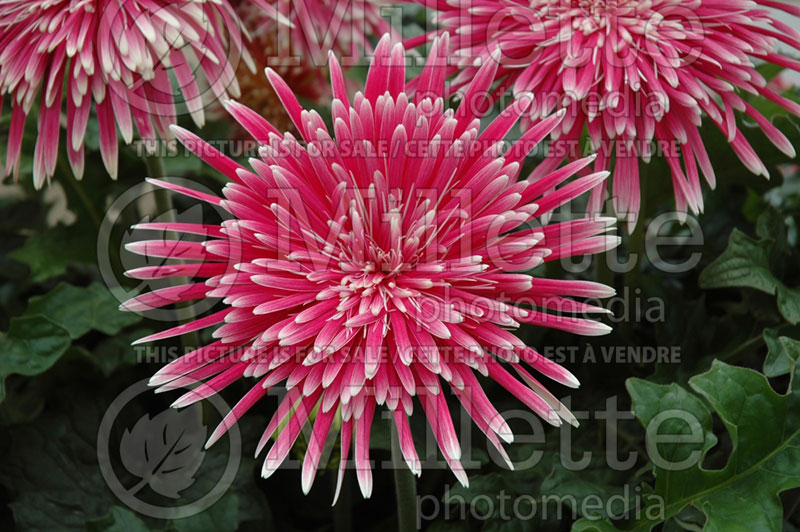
[531,0,647,34]
[570,0,633,15]
[536,0,640,13]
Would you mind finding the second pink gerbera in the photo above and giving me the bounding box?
[0,0,251,187]
[123,35,619,497]
[408,0,800,229]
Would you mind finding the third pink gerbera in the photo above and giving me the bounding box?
[250,0,396,67]
[123,35,619,497]
[229,0,332,134]
[407,0,800,229]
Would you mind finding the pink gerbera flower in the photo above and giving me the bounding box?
[122,35,619,497]
[0,0,252,187]
[407,0,800,229]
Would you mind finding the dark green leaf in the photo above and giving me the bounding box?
[698,229,777,294]
[10,225,95,282]
[622,360,800,532]
[699,216,800,324]
[571,519,624,532]
[0,315,71,403]
[763,330,800,379]
[169,493,238,532]
[26,282,141,339]
[88,328,152,376]
[0,382,269,531]
[541,457,635,521]
[625,380,717,471]
[0,391,117,529]
[777,285,800,325]
[85,506,151,532]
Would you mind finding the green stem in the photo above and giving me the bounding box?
[625,164,646,285]
[627,221,646,271]
[594,252,615,288]
[785,489,800,523]
[332,472,351,532]
[719,322,792,364]
[145,155,171,225]
[57,155,102,228]
[144,154,201,352]
[391,421,418,532]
